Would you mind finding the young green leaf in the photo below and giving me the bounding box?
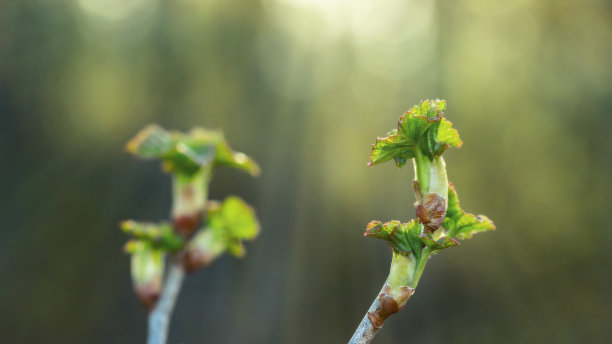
[121,220,184,252]
[126,124,174,158]
[213,138,261,176]
[161,142,217,176]
[365,219,460,258]
[418,232,459,251]
[182,128,260,176]
[206,196,260,255]
[212,196,259,239]
[126,125,260,177]
[369,100,462,168]
[364,220,421,257]
[444,184,496,239]
[183,196,260,272]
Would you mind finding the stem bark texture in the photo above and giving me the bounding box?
[148,262,185,344]
[348,284,387,344]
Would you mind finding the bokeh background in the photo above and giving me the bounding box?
[1,0,611,343]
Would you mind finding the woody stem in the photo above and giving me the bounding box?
[348,250,430,344]
[148,169,211,344]
[348,282,388,344]
[350,154,446,344]
[147,261,185,344]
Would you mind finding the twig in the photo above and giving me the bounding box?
[348,252,422,344]
[349,284,387,344]
[124,125,261,344]
[350,100,495,343]
[148,261,185,344]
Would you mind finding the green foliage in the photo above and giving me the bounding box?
[419,233,460,251]
[369,99,462,168]
[204,196,260,257]
[364,219,459,260]
[444,184,496,239]
[126,124,260,177]
[121,220,183,252]
[122,124,262,313]
[364,99,494,265]
[185,196,260,271]
[364,182,496,259]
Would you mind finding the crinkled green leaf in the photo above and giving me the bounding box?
[126,124,174,158]
[214,139,261,176]
[369,100,462,168]
[204,196,260,257]
[418,232,460,251]
[436,118,463,150]
[207,196,260,240]
[162,142,217,176]
[221,196,259,239]
[364,220,423,257]
[365,219,460,257]
[126,125,260,177]
[121,220,183,252]
[444,184,496,239]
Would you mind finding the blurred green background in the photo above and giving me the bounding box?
[1,0,611,343]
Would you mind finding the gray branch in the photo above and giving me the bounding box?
[348,284,386,344]
[148,262,185,344]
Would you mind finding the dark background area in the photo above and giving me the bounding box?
[1,0,611,343]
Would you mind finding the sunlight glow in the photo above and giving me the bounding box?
[77,0,154,21]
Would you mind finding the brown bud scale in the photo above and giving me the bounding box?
[367,285,414,329]
[417,193,446,232]
[183,249,214,273]
[173,211,203,238]
[134,284,160,311]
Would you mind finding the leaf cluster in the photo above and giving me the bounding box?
[365,182,495,259]
[183,196,260,272]
[369,99,462,168]
[122,221,184,253]
[199,196,260,257]
[126,125,260,176]
[121,124,261,310]
[365,220,459,258]
[365,99,495,259]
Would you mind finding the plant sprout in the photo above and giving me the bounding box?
[349,100,495,343]
[121,125,260,344]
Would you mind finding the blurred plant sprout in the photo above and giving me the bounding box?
[349,100,495,344]
[122,125,260,344]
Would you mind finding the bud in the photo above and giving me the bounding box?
[172,172,208,238]
[183,230,226,273]
[128,241,165,310]
[367,285,414,329]
[415,193,446,232]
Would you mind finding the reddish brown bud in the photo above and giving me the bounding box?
[183,249,214,273]
[134,284,160,310]
[415,205,430,223]
[416,193,446,232]
[130,242,163,310]
[367,285,414,329]
[173,211,203,238]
